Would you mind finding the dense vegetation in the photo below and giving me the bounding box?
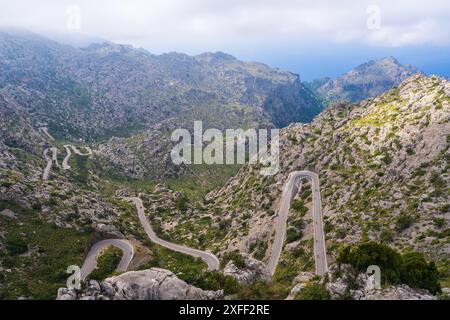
[294,282,331,300]
[193,271,240,295]
[5,235,28,256]
[88,246,123,281]
[0,213,93,300]
[401,252,441,294]
[338,242,441,294]
[221,250,247,269]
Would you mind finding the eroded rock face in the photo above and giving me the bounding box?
[208,74,450,262]
[286,272,315,300]
[57,268,223,300]
[0,208,17,219]
[223,255,271,285]
[360,285,436,300]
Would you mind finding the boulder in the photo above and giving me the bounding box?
[56,288,78,300]
[293,272,314,284]
[361,284,436,300]
[0,209,17,219]
[286,283,307,300]
[56,268,223,300]
[223,255,271,285]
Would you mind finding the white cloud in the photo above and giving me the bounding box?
[0,0,449,49]
[366,20,449,47]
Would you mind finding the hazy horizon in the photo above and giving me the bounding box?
[1,0,450,80]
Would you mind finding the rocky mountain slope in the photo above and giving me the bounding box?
[313,57,419,105]
[0,29,322,142]
[89,75,448,298]
[0,28,322,184]
[1,32,448,300]
[149,75,449,288]
[209,74,448,254]
[88,75,450,299]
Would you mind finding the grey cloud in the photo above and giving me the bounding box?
[0,0,449,49]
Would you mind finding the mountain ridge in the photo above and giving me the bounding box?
[0,30,322,142]
[310,56,420,105]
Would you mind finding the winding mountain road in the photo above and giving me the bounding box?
[125,197,220,271]
[267,171,328,276]
[78,196,219,280]
[38,130,138,280]
[62,145,93,170]
[42,123,320,278]
[62,145,72,170]
[80,239,134,281]
[42,148,58,180]
[70,145,93,156]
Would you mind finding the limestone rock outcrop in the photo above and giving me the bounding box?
[57,268,223,300]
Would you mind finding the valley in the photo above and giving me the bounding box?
[0,29,449,301]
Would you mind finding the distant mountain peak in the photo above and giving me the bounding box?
[378,56,399,63]
[355,56,418,73]
[82,42,134,53]
[314,56,420,104]
[195,51,237,62]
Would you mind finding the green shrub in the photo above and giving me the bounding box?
[430,172,445,189]
[294,282,331,300]
[335,228,346,239]
[32,202,42,212]
[292,245,305,258]
[88,246,123,281]
[433,218,446,229]
[74,155,89,185]
[252,241,268,261]
[236,281,290,300]
[291,218,305,230]
[440,204,450,213]
[395,214,415,232]
[380,229,394,242]
[430,172,445,196]
[337,242,403,284]
[218,218,231,230]
[413,169,426,177]
[175,195,189,211]
[324,220,333,233]
[5,235,28,256]
[222,250,246,269]
[401,252,441,294]
[286,227,303,243]
[195,271,240,295]
[381,153,392,165]
[406,148,415,155]
[292,200,308,215]
[288,135,298,144]
[338,242,442,294]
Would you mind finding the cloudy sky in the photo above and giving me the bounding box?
[1,0,450,79]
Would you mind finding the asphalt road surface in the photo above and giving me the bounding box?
[42,148,58,180]
[62,145,72,170]
[70,145,93,156]
[125,197,220,271]
[62,145,92,170]
[267,171,328,276]
[80,239,134,281]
